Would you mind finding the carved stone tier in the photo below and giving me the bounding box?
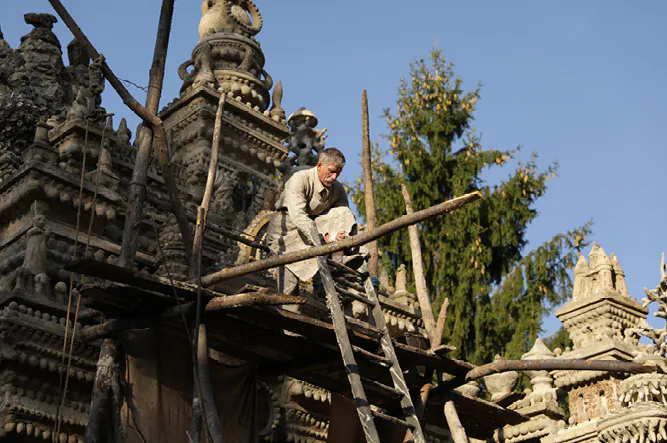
[181,0,273,110]
[0,292,101,442]
[160,86,288,227]
[556,293,647,351]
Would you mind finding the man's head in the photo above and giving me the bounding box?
[317,148,345,187]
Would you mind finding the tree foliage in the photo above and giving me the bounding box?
[351,50,591,364]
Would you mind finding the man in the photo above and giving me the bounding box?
[267,148,355,295]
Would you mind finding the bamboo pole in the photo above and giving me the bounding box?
[119,0,177,267]
[202,192,482,286]
[401,184,437,344]
[444,400,469,443]
[361,90,379,277]
[47,0,193,261]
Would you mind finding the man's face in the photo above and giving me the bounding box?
[317,161,343,187]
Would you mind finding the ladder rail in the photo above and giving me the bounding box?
[317,255,382,443]
[363,277,427,443]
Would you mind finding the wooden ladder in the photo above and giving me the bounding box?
[314,246,426,443]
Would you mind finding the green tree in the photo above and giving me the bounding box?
[351,50,591,364]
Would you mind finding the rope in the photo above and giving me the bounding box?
[53,116,110,440]
[52,118,90,441]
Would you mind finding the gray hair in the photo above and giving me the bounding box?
[319,147,346,167]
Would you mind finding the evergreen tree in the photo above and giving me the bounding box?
[351,50,591,364]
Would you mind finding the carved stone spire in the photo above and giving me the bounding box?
[611,253,629,297]
[572,254,589,300]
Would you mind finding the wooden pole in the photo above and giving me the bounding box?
[84,339,119,443]
[188,92,226,442]
[466,359,659,381]
[435,297,449,346]
[119,0,176,267]
[361,90,379,277]
[196,324,224,443]
[444,400,469,443]
[201,192,482,286]
[401,184,437,344]
[189,93,225,280]
[47,0,193,260]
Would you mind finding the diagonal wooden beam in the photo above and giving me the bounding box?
[201,192,482,286]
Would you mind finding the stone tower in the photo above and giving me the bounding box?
[491,244,667,443]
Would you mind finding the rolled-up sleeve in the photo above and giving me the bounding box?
[285,174,317,243]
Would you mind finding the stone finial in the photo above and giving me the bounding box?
[198,0,263,40]
[395,264,408,292]
[269,80,285,121]
[66,37,90,67]
[117,118,132,145]
[522,338,554,378]
[588,243,614,293]
[24,13,57,29]
[571,254,589,300]
[611,253,630,297]
[379,265,395,294]
[279,107,327,179]
[588,243,610,269]
[522,339,558,396]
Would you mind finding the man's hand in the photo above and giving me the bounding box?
[322,231,348,243]
[335,231,348,241]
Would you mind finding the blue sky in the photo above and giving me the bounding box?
[3,1,666,337]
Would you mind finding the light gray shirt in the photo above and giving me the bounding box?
[275,166,349,243]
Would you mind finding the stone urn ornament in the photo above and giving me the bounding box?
[482,354,520,401]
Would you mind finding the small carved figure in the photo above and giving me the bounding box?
[16,215,51,294]
[199,0,227,39]
[54,281,68,304]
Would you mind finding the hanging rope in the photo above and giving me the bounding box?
[52,118,90,441]
[53,116,110,441]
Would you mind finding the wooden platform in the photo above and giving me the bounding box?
[69,259,525,437]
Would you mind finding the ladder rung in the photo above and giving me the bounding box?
[336,285,374,306]
[352,345,391,366]
[371,409,415,430]
[344,316,382,338]
[360,376,404,400]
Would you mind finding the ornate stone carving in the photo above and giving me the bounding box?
[15,215,51,294]
[279,107,327,180]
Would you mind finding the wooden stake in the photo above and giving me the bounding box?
[361,90,379,277]
[197,324,224,443]
[48,0,193,261]
[189,93,225,279]
[189,92,226,441]
[435,297,449,345]
[202,192,482,286]
[84,339,119,443]
[401,184,437,344]
[444,400,469,443]
[120,0,176,268]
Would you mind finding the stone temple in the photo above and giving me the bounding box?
[0,2,665,443]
